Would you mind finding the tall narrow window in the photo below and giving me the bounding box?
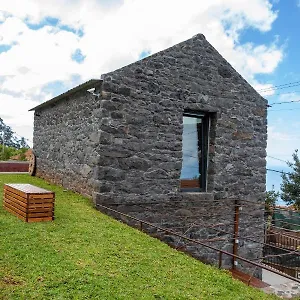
[180,111,209,192]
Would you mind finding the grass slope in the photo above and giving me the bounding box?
[0,174,277,299]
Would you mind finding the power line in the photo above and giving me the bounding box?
[264,83,300,92]
[257,80,300,92]
[267,155,286,163]
[258,80,300,91]
[264,90,300,97]
[268,108,300,112]
[267,155,290,164]
[269,99,300,106]
[259,83,300,93]
[267,168,291,175]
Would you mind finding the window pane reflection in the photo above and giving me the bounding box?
[180,113,208,192]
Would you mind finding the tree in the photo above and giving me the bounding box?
[265,190,279,230]
[18,137,29,149]
[265,190,279,213]
[281,149,300,210]
[0,117,29,150]
[0,145,29,161]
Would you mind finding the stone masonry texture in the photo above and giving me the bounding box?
[33,34,267,276]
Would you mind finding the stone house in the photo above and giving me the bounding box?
[30,34,267,275]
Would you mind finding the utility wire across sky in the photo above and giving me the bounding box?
[263,89,300,97]
[268,107,300,112]
[268,99,300,106]
[257,80,300,92]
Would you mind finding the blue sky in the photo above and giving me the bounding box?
[251,0,300,198]
[0,0,299,203]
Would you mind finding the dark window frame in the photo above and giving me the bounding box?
[180,110,210,192]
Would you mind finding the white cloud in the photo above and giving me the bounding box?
[0,93,35,145]
[0,21,81,92]
[0,0,283,142]
[278,92,300,102]
[267,126,300,167]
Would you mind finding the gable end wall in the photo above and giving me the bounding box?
[95,34,267,204]
[94,34,267,275]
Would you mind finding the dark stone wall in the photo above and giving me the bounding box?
[33,84,102,197]
[33,34,267,275]
[95,33,267,205]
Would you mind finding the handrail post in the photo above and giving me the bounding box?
[140,221,143,231]
[218,251,223,268]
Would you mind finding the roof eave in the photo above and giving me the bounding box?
[29,79,103,112]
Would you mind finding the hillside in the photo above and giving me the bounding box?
[0,174,277,299]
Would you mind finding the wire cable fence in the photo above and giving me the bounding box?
[96,198,300,285]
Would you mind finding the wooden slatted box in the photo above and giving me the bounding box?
[3,184,55,222]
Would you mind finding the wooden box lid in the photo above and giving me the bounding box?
[5,184,54,195]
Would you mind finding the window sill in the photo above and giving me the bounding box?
[179,191,214,201]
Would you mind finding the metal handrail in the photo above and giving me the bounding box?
[97,203,300,284]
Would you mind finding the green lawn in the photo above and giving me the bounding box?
[0,174,277,299]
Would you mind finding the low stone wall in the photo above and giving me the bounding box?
[0,161,29,172]
[97,196,264,278]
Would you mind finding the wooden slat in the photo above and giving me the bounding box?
[4,195,27,208]
[28,199,54,205]
[4,189,27,204]
[4,202,27,218]
[27,216,54,223]
[4,200,54,217]
[28,211,53,218]
[4,202,54,218]
[3,205,26,221]
[28,203,54,209]
[28,207,54,213]
[4,193,27,208]
[5,198,54,211]
[29,193,54,200]
[29,197,54,203]
[4,185,27,198]
[4,197,27,213]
